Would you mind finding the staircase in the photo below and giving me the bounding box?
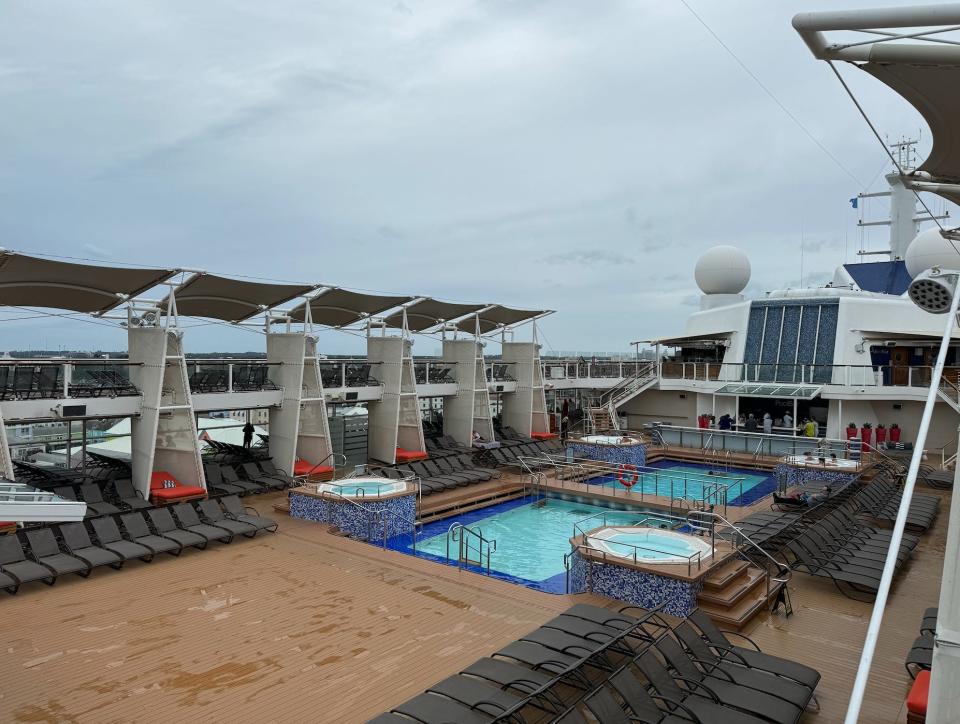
[697,559,776,629]
[588,362,658,432]
[937,376,960,414]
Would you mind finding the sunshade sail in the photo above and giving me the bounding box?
[288,287,413,327]
[454,305,549,334]
[383,298,485,331]
[0,251,176,314]
[161,273,314,322]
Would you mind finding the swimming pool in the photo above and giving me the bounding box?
[586,527,712,564]
[588,462,775,506]
[314,478,408,497]
[397,497,670,592]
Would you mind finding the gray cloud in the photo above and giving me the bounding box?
[0,0,954,355]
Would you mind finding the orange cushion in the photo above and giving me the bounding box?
[531,432,558,440]
[907,670,930,715]
[294,459,333,476]
[395,448,428,462]
[151,486,206,500]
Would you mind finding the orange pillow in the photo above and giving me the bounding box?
[907,670,930,715]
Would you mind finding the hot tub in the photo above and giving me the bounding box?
[314,478,409,498]
[587,526,712,565]
[581,435,641,445]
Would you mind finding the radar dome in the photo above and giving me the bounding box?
[905,228,960,278]
[695,245,751,295]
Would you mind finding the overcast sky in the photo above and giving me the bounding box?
[1,0,954,355]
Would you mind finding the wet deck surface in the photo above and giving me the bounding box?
[1,484,948,723]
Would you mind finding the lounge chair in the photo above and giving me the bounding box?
[112,479,151,510]
[119,512,182,556]
[89,517,155,562]
[391,692,495,724]
[906,635,933,679]
[655,636,803,723]
[217,465,265,494]
[146,507,208,550]
[688,610,820,691]
[0,534,57,591]
[80,483,121,517]
[584,684,697,724]
[58,522,124,571]
[23,528,89,578]
[240,462,286,491]
[220,496,278,533]
[171,503,233,544]
[426,675,525,719]
[196,499,258,538]
[673,622,815,709]
[921,607,938,636]
[257,459,297,487]
[202,464,245,495]
[636,651,768,724]
[607,667,706,723]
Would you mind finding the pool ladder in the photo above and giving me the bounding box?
[446,522,497,574]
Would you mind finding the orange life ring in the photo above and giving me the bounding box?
[617,463,639,489]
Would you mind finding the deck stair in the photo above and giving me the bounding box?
[417,482,526,525]
[697,560,776,629]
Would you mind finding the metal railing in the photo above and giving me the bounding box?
[650,423,844,458]
[187,361,282,394]
[0,360,142,400]
[517,453,745,515]
[446,522,497,574]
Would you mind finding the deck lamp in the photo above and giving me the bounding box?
[908,267,960,314]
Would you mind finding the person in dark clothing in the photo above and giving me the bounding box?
[718,413,732,430]
[242,421,255,448]
[744,414,758,432]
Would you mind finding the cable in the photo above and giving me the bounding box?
[826,61,960,257]
[676,0,863,186]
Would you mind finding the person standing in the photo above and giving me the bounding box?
[242,420,255,448]
[804,419,815,437]
[762,413,773,435]
[745,414,758,432]
[783,411,794,433]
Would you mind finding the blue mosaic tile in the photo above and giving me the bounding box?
[569,551,703,618]
[289,491,415,540]
[773,464,856,489]
[567,442,647,468]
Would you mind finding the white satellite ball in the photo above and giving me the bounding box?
[694,245,751,295]
[905,228,960,278]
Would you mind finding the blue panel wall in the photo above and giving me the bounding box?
[777,305,802,381]
[744,300,839,383]
[743,306,766,366]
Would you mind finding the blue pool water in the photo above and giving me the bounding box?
[588,461,775,506]
[599,531,705,560]
[393,497,673,592]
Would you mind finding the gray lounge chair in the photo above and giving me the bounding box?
[89,517,155,562]
[584,684,697,724]
[219,465,265,494]
[146,507,208,550]
[23,528,89,578]
[426,675,523,719]
[240,462,285,491]
[59,522,124,571]
[392,692,493,724]
[112,479,151,510]
[906,635,933,678]
[197,500,258,537]
[258,459,297,487]
[636,651,767,724]
[202,464,245,495]
[688,610,820,691]
[171,503,233,543]
[80,483,121,517]
[0,534,56,591]
[120,513,182,556]
[921,607,938,636]
[608,667,705,723]
[673,623,815,709]
[656,636,802,724]
[220,496,278,533]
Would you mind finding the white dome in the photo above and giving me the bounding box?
[694,245,751,295]
[905,228,960,278]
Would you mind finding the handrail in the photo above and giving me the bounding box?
[298,452,348,480]
[446,522,497,574]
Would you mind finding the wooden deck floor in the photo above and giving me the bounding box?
[0,486,948,723]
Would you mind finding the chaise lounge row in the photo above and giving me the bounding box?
[0,496,276,595]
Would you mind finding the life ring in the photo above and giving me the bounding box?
[617,463,639,489]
